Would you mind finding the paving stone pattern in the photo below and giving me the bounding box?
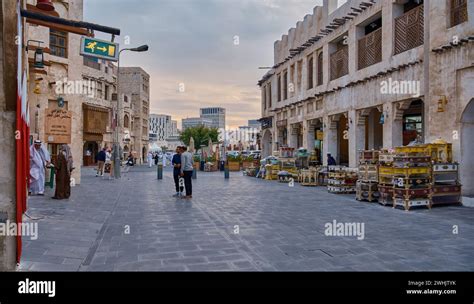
[19,166,474,271]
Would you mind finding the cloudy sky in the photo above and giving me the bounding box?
[84,0,323,128]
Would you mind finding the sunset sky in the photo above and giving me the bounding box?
[85,0,323,129]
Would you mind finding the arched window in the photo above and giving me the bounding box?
[124,114,130,128]
[317,52,323,86]
[307,56,314,90]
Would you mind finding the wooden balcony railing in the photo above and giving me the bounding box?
[358,27,382,70]
[330,45,348,81]
[394,4,424,55]
[451,0,468,27]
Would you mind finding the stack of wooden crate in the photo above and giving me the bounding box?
[356,150,380,202]
[377,150,396,206]
[432,163,462,205]
[396,141,461,206]
[299,167,319,186]
[390,154,433,211]
[264,164,279,180]
[328,166,358,194]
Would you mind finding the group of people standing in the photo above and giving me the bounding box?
[95,147,113,178]
[171,146,194,199]
[147,151,167,168]
[29,140,73,200]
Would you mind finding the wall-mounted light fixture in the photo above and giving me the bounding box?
[36,0,55,11]
[34,48,44,68]
[26,40,45,69]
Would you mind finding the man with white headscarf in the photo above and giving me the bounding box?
[29,140,51,196]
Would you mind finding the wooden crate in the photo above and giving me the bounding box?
[358,150,380,164]
[379,166,431,176]
[392,156,431,168]
[393,198,432,211]
[356,181,379,202]
[394,143,452,163]
[328,185,356,194]
[378,185,394,206]
[358,164,378,182]
[432,184,462,205]
[379,152,395,165]
[299,169,318,186]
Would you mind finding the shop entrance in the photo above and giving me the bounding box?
[142,146,147,164]
[364,108,384,150]
[83,141,99,166]
[402,99,423,145]
[337,115,349,165]
[461,99,474,196]
[261,129,273,157]
[277,127,287,149]
[308,119,323,163]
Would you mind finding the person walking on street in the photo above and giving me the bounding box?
[29,140,51,196]
[179,146,194,199]
[96,148,106,177]
[162,152,167,167]
[172,147,182,197]
[53,144,73,200]
[154,152,159,166]
[147,151,153,168]
[105,148,112,176]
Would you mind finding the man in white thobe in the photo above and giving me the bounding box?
[29,140,51,196]
[162,153,167,167]
[147,151,153,168]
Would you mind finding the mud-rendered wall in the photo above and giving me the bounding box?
[0,0,21,271]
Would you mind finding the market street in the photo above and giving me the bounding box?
[20,166,474,272]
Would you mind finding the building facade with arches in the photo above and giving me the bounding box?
[259,0,473,195]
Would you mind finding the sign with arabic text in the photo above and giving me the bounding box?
[45,108,72,144]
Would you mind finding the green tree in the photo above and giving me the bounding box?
[179,125,219,150]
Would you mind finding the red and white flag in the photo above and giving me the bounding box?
[15,0,30,264]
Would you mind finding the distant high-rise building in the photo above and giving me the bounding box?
[149,114,174,142]
[200,107,226,130]
[182,117,213,131]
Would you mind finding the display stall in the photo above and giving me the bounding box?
[327,166,358,194]
[299,167,320,186]
[356,150,380,202]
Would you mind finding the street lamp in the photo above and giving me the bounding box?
[113,44,149,179]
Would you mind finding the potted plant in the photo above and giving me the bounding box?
[227,154,241,171]
[241,155,253,169]
[193,155,201,170]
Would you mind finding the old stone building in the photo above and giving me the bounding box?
[26,0,109,184]
[81,57,117,167]
[259,0,473,195]
[25,0,152,179]
[119,67,150,163]
[0,0,21,271]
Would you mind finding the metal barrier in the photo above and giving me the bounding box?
[45,166,55,189]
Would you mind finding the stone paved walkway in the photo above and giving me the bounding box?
[19,165,474,271]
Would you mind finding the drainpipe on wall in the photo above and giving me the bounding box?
[423,1,430,143]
